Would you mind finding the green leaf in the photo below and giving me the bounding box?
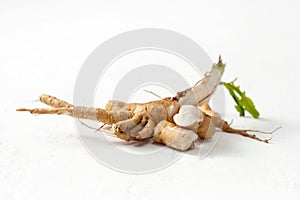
[235,105,245,116]
[222,81,260,118]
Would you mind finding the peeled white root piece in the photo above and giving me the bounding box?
[173,105,202,131]
[153,120,198,151]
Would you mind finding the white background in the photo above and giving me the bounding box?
[1,0,300,199]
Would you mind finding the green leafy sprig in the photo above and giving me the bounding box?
[221,80,260,118]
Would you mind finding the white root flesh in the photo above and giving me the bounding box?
[173,105,202,131]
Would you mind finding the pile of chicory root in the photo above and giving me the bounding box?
[17,57,275,151]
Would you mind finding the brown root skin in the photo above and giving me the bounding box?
[197,114,216,139]
[18,94,179,141]
[16,107,73,115]
[17,96,273,146]
[221,121,271,143]
[40,94,73,108]
[200,103,272,143]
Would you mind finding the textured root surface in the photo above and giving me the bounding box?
[221,121,271,143]
[153,120,198,151]
[200,104,272,143]
[40,94,73,108]
[16,107,72,115]
[197,114,216,139]
[113,103,169,140]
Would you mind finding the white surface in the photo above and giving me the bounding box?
[1,0,300,199]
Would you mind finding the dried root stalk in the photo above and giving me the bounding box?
[17,57,274,151]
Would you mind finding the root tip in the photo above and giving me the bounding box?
[16,108,31,112]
